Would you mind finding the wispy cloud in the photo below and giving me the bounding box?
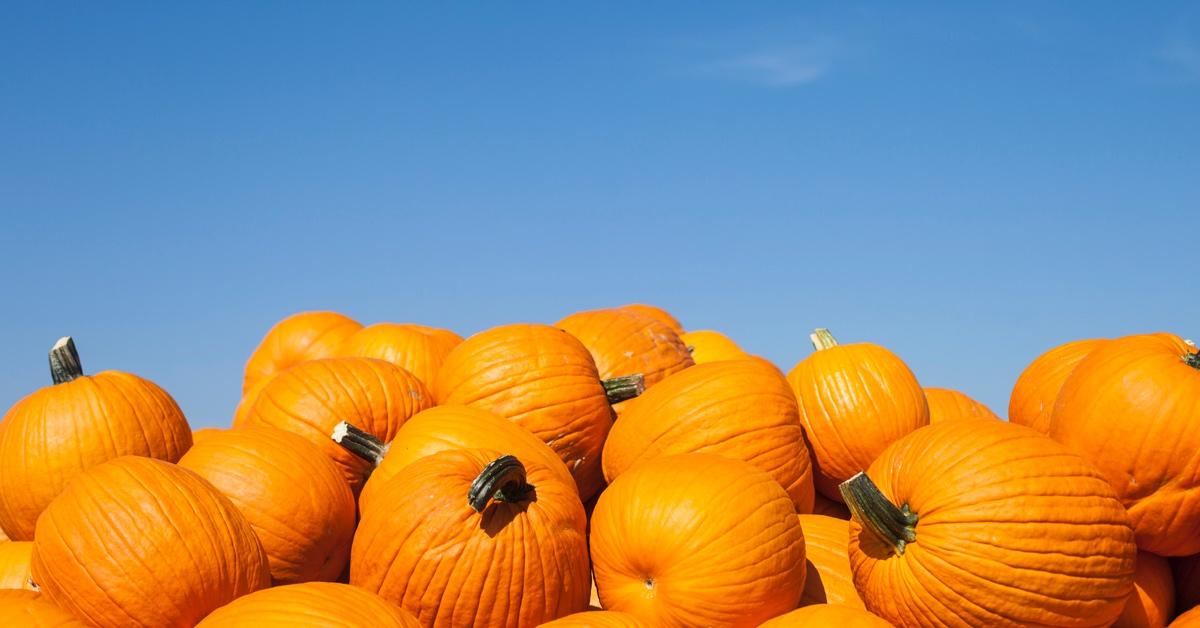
[1156,34,1200,82]
[708,38,839,87]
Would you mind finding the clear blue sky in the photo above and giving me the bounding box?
[2,3,1197,427]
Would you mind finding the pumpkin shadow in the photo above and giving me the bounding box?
[802,559,827,604]
[479,487,538,538]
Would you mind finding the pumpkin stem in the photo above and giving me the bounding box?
[49,336,83,384]
[468,455,530,512]
[330,421,388,465]
[1185,351,1200,370]
[810,328,838,351]
[602,374,645,405]
[839,471,918,555]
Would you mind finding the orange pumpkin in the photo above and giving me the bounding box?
[31,456,270,627]
[178,426,356,584]
[811,493,850,519]
[758,605,892,627]
[232,374,271,427]
[335,323,463,388]
[796,514,864,609]
[433,324,643,501]
[196,582,420,627]
[237,357,432,492]
[786,329,928,501]
[1113,551,1175,628]
[1175,607,1200,627]
[602,359,815,512]
[0,591,84,627]
[189,427,224,446]
[618,304,684,336]
[1009,338,1106,432]
[1050,333,1200,556]
[923,387,1000,423]
[1172,554,1200,618]
[0,337,192,540]
[539,610,649,627]
[0,541,33,590]
[351,449,589,626]
[556,307,693,391]
[841,420,1136,627]
[590,454,806,627]
[678,329,749,363]
[242,310,362,393]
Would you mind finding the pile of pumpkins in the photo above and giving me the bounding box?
[0,305,1197,628]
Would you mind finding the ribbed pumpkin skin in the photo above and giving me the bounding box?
[848,421,1137,627]
[617,304,684,336]
[556,308,693,390]
[196,582,420,627]
[336,323,464,388]
[796,515,863,609]
[0,541,32,590]
[1009,338,1105,432]
[432,324,615,501]
[1113,551,1175,628]
[678,329,748,364]
[177,427,356,585]
[243,311,362,393]
[0,591,85,627]
[590,454,806,628]
[31,456,271,628]
[352,448,589,627]
[924,387,1000,423]
[1175,606,1200,627]
[602,359,815,512]
[539,610,650,627]
[787,339,928,501]
[758,605,892,627]
[1172,554,1200,618]
[0,371,192,540]
[357,405,574,516]
[1049,333,1200,556]
[237,357,433,492]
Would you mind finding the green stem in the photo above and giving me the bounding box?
[810,328,838,351]
[839,471,918,555]
[602,374,645,405]
[49,337,83,384]
[468,455,530,512]
[330,421,388,465]
[1185,351,1200,370]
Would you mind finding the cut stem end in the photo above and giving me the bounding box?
[603,374,646,405]
[468,455,530,512]
[839,471,918,555]
[810,328,838,352]
[49,336,83,384]
[330,421,388,466]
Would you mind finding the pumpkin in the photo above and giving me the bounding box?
[0,541,33,590]
[677,329,749,364]
[556,307,693,392]
[351,449,589,626]
[923,387,1000,423]
[811,493,850,519]
[796,514,864,609]
[617,304,684,336]
[1172,554,1200,618]
[31,456,270,627]
[602,358,815,512]
[236,357,432,492]
[242,310,362,393]
[590,454,806,627]
[758,605,892,627]
[196,582,420,627]
[0,337,192,540]
[335,323,463,388]
[539,610,649,627]
[1175,607,1200,627]
[1113,551,1174,628]
[1009,338,1106,432]
[840,420,1136,627]
[1049,333,1200,556]
[189,427,224,446]
[178,426,356,584]
[432,323,643,501]
[786,329,928,501]
[0,591,85,627]
[232,374,271,427]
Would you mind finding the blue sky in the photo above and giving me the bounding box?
[2,3,1197,426]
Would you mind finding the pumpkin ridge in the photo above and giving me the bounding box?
[95,376,159,457]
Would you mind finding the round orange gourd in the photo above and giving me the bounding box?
[1050,333,1200,556]
[1173,554,1200,617]
[1009,337,1106,432]
[0,337,192,540]
[237,357,432,492]
[923,387,1000,423]
[31,456,271,627]
[0,591,84,627]
[0,542,32,590]
[243,310,362,393]
[351,448,589,626]
[539,610,649,627]
[786,329,928,501]
[811,493,850,519]
[1113,551,1174,628]
[590,454,806,628]
[796,514,864,609]
[618,304,684,336]
[758,605,892,627]
[189,427,224,446]
[178,426,356,584]
[196,582,419,627]
[602,359,815,512]
[433,324,643,501]
[556,308,693,391]
[1175,606,1200,627]
[678,329,749,363]
[232,374,271,426]
[336,323,463,388]
[841,420,1136,627]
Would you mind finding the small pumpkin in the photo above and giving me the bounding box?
[31,456,271,627]
[351,449,589,626]
[677,329,749,364]
[0,541,33,590]
[590,454,806,627]
[617,304,684,336]
[841,420,1136,627]
[556,307,693,392]
[758,605,892,627]
[335,323,463,388]
[796,514,864,609]
[1172,554,1200,619]
[786,329,928,501]
[923,387,1000,423]
[0,337,192,540]
[196,582,420,628]
[539,610,649,627]
[242,310,362,393]
[0,590,84,627]
[1009,337,1106,432]
[1113,551,1174,628]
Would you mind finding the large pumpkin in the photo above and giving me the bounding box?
[236,357,432,492]
[786,329,928,501]
[617,304,684,336]
[1050,333,1200,556]
[1113,551,1174,628]
[31,456,270,627]
[1009,337,1106,432]
[178,426,356,584]
[758,605,892,627]
[590,454,806,628]
[841,420,1136,627]
[0,337,192,540]
[796,514,863,609]
[678,329,749,364]
[196,582,419,627]
[242,310,362,393]
[556,307,693,392]
[335,323,463,388]
[0,591,84,627]
[539,611,649,627]
[0,541,33,590]
[432,324,643,501]
[602,358,815,512]
[923,387,1000,423]
[351,448,589,626]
